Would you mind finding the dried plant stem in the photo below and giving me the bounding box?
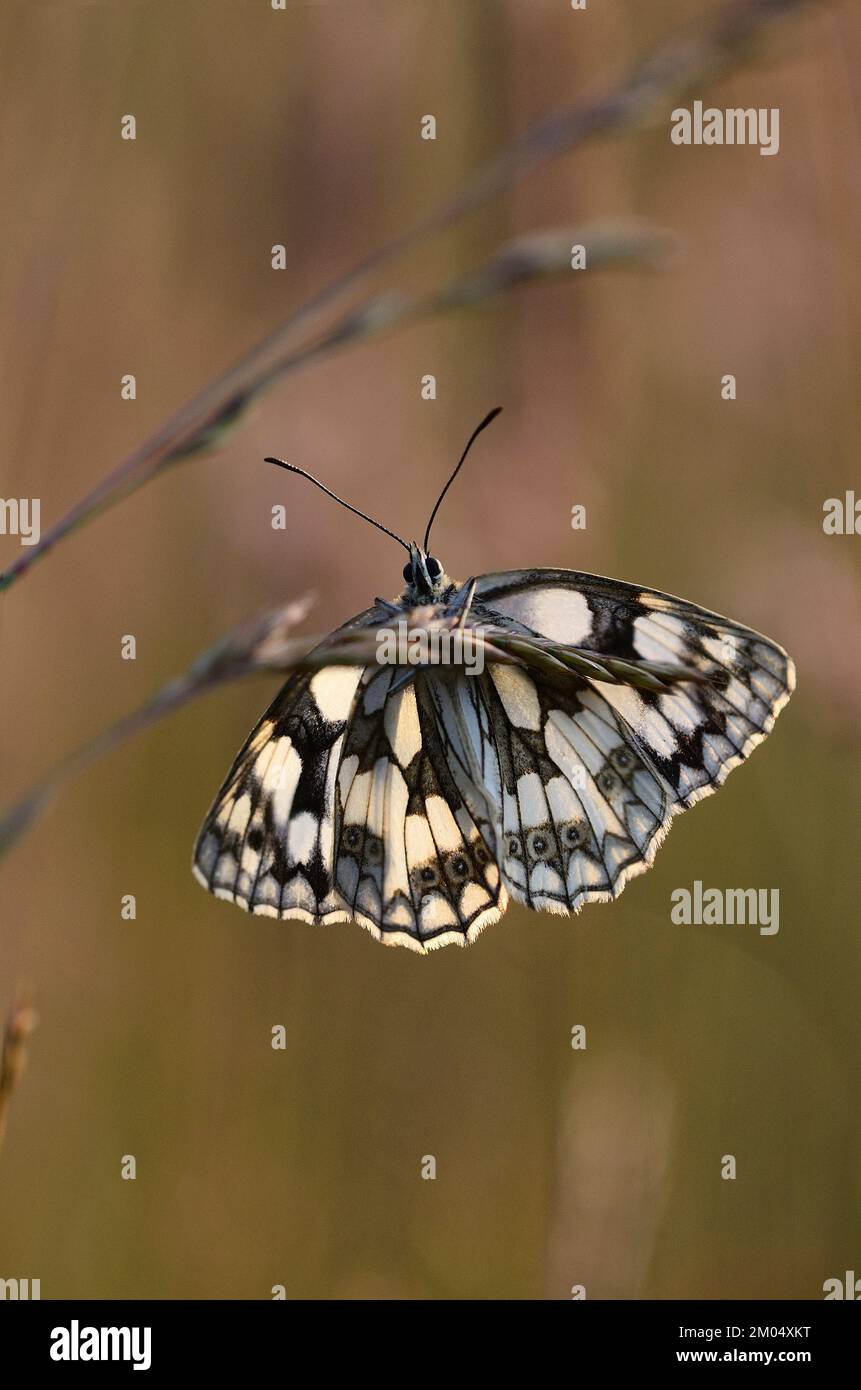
[0,595,314,859]
[0,222,667,589]
[0,0,827,593]
[0,598,708,860]
[0,995,38,1157]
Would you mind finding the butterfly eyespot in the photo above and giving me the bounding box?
[527,830,553,860]
[562,823,582,847]
[343,826,362,850]
[426,556,442,579]
[506,837,522,858]
[448,855,469,879]
[598,769,621,795]
[611,747,636,774]
[419,866,437,884]
[474,845,490,866]
[365,836,383,864]
[402,562,413,583]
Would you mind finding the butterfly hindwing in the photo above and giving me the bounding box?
[334,667,505,949]
[428,666,676,913]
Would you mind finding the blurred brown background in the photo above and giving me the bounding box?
[1,0,859,1299]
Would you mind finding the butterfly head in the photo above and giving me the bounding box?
[264,408,501,602]
[402,542,447,600]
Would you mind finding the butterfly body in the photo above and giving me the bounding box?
[193,558,794,953]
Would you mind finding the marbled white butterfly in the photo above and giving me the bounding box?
[193,410,794,953]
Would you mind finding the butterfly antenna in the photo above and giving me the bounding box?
[423,407,502,552]
[264,457,410,553]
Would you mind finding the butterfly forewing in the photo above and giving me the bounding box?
[193,664,364,920]
[471,568,795,810]
[193,606,381,924]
